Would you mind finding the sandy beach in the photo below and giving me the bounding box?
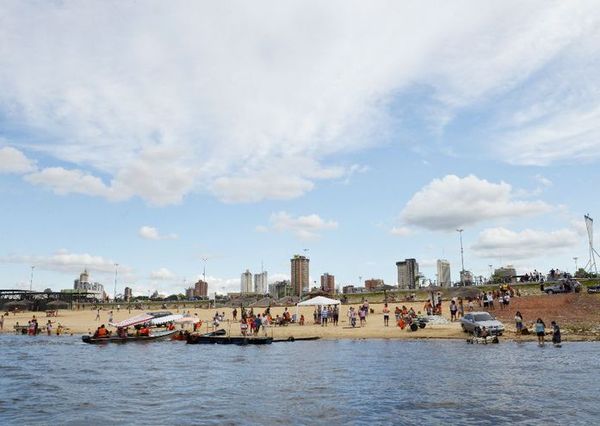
[2,294,599,341]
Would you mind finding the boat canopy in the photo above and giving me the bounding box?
[110,313,154,328]
[175,316,201,324]
[150,314,183,326]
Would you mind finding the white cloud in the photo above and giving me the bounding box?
[24,167,128,201]
[0,249,125,274]
[401,175,551,231]
[266,211,338,240]
[1,3,598,204]
[138,226,178,240]
[534,174,553,187]
[0,146,36,174]
[150,267,176,281]
[472,227,581,260]
[390,226,412,237]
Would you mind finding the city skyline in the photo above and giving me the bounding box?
[1,3,599,296]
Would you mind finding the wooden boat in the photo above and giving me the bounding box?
[272,336,321,342]
[187,332,272,345]
[82,329,177,344]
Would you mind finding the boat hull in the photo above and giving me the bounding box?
[82,330,177,344]
[187,335,272,345]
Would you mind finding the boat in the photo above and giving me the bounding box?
[186,330,272,345]
[272,336,321,342]
[82,329,177,344]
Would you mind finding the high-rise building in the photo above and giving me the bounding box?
[291,255,309,297]
[364,278,384,291]
[123,286,133,301]
[194,279,208,297]
[185,287,195,299]
[437,259,451,287]
[241,269,253,294]
[254,271,268,294]
[320,273,335,294]
[74,269,106,299]
[396,259,419,289]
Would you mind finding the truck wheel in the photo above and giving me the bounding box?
[546,290,554,295]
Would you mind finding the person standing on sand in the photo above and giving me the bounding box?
[514,311,523,335]
[0,313,4,331]
[449,301,458,322]
[535,318,546,345]
[457,299,464,318]
[383,304,390,327]
[95,309,101,321]
[108,310,113,324]
[46,320,52,336]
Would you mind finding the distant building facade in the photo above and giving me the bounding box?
[437,260,451,287]
[194,279,208,297]
[241,269,253,294]
[73,269,106,299]
[254,271,268,294]
[396,259,419,289]
[291,255,309,297]
[269,280,292,299]
[364,278,384,291]
[320,273,335,294]
[124,286,133,301]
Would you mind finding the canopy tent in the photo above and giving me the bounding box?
[297,296,341,306]
[150,314,183,326]
[296,296,341,322]
[110,313,153,328]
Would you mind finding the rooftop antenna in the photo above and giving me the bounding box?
[584,214,599,276]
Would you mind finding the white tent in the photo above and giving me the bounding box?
[296,296,341,323]
[297,295,341,306]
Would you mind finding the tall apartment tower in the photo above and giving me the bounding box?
[194,279,208,297]
[241,269,253,294]
[291,255,310,297]
[320,273,335,294]
[437,259,451,287]
[254,271,268,294]
[396,258,419,289]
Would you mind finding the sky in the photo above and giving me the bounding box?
[1,1,599,297]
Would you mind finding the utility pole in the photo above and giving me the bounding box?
[457,229,465,285]
[113,263,119,302]
[573,257,578,274]
[29,265,35,291]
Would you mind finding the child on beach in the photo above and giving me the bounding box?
[514,311,523,335]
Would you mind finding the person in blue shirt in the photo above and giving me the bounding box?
[535,318,546,346]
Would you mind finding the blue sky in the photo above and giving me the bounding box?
[1,1,599,296]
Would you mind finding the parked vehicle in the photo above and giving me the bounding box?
[460,311,505,336]
[543,279,581,294]
[587,285,600,294]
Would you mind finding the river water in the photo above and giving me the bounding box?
[0,335,598,425]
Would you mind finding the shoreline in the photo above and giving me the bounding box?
[2,294,599,342]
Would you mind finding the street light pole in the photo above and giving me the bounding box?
[457,229,465,285]
[29,265,35,291]
[113,263,119,302]
[573,257,578,274]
